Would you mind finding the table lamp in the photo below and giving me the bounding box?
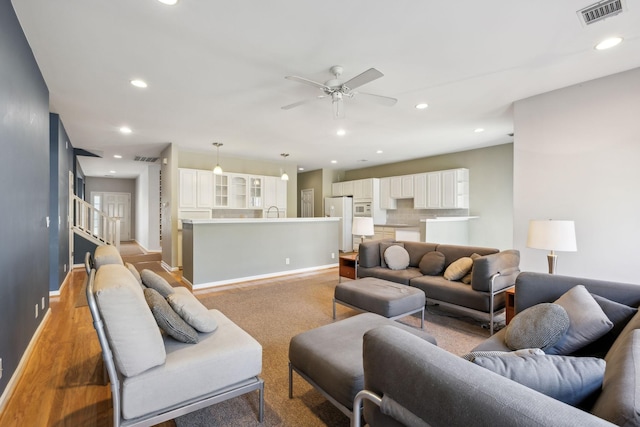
[352,217,374,250]
[526,219,577,274]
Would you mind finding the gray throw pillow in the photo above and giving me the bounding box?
[443,257,473,281]
[384,245,410,270]
[418,251,446,276]
[141,269,175,298]
[167,291,218,333]
[505,303,570,351]
[546,285,614,355]
[380,242,404,268]
[474,354,605,407]
[144,288,199,344]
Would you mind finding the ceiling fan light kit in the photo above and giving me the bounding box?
[282,65,397,119]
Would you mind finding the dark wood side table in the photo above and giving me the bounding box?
[338,253,358,281]
[505,287,516,325]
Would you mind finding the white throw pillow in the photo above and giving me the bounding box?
[383,245,410,270]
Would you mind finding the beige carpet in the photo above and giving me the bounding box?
[175,270,489,427]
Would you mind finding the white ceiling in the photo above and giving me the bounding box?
[11,0,640,178]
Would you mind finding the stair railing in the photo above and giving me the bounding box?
[72,195,120,249]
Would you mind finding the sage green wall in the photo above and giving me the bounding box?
[343,143,514,249]
[178,148,297,216]
[297,169,323,217]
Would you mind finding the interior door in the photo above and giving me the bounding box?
[91,191,132,241]
[301,188,314,217]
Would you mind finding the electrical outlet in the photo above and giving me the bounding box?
[285,258,290,265]
[0,357,3,380]
[331,253,335,259]
[41,297,45,310]
[64,263,67,273]
[35,304,38,319]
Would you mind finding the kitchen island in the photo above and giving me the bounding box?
[181,217,340,289]
[419,216,479,245]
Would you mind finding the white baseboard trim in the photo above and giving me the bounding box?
[0,309,51,413]
[133,240,161,254]
[191,264,337,290]
[49,269,73,297]
[161,261,179,272]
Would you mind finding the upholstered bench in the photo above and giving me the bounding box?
[288,313,436,420]
[333,277,426,329]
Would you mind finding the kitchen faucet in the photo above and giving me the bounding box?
[266,205,280,218]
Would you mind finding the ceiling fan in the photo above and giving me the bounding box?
[282,65,397,119]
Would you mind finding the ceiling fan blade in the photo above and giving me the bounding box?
[285,75,330,91]
[342,68,384,91]
[355,92,398,107]
[281,95,327,110]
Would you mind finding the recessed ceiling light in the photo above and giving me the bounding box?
[113,154,122,159]
[298,167,305,171]
[376,150,383,154]
[130,79,147,88]
[595,36,623,50]
[120,126,132,134]
[157,0,178,5]
[474,128,485,133]
[331,160,337,164]
[336,129,346,136]
[415,103,429,110]
[109,170,116,174]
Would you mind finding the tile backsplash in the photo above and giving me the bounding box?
[384,199,469,226]
[212,209,263,218]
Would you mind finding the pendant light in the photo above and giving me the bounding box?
[212,142,223,175]
[280,153,290,181]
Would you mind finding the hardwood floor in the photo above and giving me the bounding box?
[0,268,175,427]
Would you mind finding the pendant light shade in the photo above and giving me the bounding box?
[212,142,223,175]
[280,153,290,181]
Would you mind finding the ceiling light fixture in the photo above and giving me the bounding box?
[157,0,179,5]
[109,170,116,174]
[474,128,485,133]
[130,79,147,88]
[415,103,429,110]
[595,36,623,50]
[331,160,337,164]
[336,129,346,136]
[280,153,290,181]
[212,142,224,175]
[376,150,383,154]
[119,126,132,134]
[298,167,305,171]
[113,154,122,159]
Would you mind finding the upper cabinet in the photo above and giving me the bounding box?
[379,177,397,209]
[353,179,374,200]
[213,174,229,208]
[413,168,469,209]
[248,176,263,209]
[390,175,414,199]
[264,176,287,210]
[179,168,213,209]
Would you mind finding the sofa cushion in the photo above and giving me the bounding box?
[359,266,423,286]
[141,269,175,298]
[443,257,473,281]
[474,354,605,407]
[419,251,445,276]
[380,242,404,268]
[167,291,218,333]
[125,262,143,288]
[461,253,482,284]
[94,264,166,377]
[462,347,543,362]
[505,303,570,351]
[144,288,199,344]
[94,244,123,269]
[546,285,613,355]
[384,245,410,270]
[411,275,504,313]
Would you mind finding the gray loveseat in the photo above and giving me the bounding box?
[357,240,520,333]
[85,245,264,427]
[353,272,640,426]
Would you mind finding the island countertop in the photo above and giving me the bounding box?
[420,216,479,222]
[182,217,340,224]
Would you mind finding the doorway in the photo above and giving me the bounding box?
[90,191,132,241]
[301,188,314,218]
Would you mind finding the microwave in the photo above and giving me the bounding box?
[354,202,372,217]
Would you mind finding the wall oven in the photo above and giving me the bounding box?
[354,202,372,217]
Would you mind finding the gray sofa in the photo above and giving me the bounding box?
[353,272,640,426]
[85,246,264,427]
[357,240,520,333]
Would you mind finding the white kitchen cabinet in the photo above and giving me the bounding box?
[342,181,354,196]
[379,177,397,209]
[264,176,287,212]
[229,174,248,208]
[390,175,414,199]
[353,179,374,200]
[413,173,427,209]
[427,172,442,208]
[332,182,343,196]
[180,168,213,209]
[248,176,263,209]
[441,168,469,209]
[213,173,229,208]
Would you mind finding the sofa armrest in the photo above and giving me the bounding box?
[358,240,384,268]
[361,325,615,427]
[471,249,520,293]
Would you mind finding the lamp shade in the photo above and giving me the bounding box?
[352,217,374,237]
[527,220,577,252]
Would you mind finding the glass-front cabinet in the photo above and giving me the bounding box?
[230,175,247,208]
[249,176,263,208]
[213,174,229,208]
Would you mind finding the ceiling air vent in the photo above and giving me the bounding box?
[134,156,159,163]
[578,0,625,26]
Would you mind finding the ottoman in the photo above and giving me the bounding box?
[333,277,426,329]
[288,313,436,419]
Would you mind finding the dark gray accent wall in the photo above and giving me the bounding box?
[49,114,74,291]
[0,1,50,397]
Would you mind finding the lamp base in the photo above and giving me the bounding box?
[547,253,558,274]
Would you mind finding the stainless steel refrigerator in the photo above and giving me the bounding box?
[325,196,353,252]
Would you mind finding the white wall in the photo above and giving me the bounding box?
[514,67,640,282]
[135,164,161,252]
